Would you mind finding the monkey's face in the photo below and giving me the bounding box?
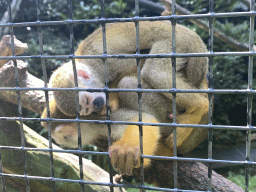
[75,63,106,116]
[49,62,107,116]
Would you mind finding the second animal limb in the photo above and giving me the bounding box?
[118,75,208,155]
[141,40,209,128]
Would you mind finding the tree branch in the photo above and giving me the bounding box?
[161,0,255,51]
[0,0,23,36]
[0,35,43,114]
[0,117,125,191]
[134,0,255,52]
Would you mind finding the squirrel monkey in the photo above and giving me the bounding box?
[50,21,208,120]
[42,21,209,180]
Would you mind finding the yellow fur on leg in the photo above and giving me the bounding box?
[177,96,208,125]
[165,102,209,154]
[109,118,160,176]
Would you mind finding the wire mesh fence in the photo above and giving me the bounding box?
[0,0,255,191]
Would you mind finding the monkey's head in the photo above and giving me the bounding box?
[49,62,106,116]
[41,99,108,148]
[50,123,79,148]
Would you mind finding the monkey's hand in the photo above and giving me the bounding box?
[109,142,141,176]
[108,118,160,176]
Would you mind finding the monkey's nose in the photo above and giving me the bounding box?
[93,96,105,111]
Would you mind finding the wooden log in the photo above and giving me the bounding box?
[141,159,244,191]
[0,60,47,114]
[0,114,125,192]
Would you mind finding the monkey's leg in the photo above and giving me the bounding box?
[165,111,208,154]
[141,40,209,126]
[109,116,160,176]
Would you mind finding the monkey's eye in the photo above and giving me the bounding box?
[179,109,186,114]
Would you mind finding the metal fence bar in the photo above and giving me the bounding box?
[245,0,255,191]
[1,86,256,94]
[99,0,114,191]
[35,0,56,191]
[2,51,256,61]
[134,0,146,190]
[170,0,178,190]
[0,144,255,165]
[1,116,256,131]
[0,11,256,28]
[3,51,256,63]
[0,149,4,192]
[0,147,4,192]
[0,1,254,191]
[66,1,86,191]
[6,0,30,191]
[207,0,214,191]
[0,171,209,192]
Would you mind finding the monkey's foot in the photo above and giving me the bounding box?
[109,143,141,176]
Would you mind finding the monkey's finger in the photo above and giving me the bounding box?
[125,147,136,176]
[133,147,141,168]
[109,146,119,169]
[116,147,126,174]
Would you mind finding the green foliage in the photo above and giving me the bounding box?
[18,29,70,79]
[70,0,133,20]
[41,0,134,21]
[82,145,111,172]
[228,170,256,191]
[177,0,248,13]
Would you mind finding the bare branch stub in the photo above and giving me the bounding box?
[0,35,50,114]
[0,60,50,114]
[0,35,28,67]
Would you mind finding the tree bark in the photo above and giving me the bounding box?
[0,59,47,114]
[0,113,124,192]
[0,0,23,37]
[143,159,243,191]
